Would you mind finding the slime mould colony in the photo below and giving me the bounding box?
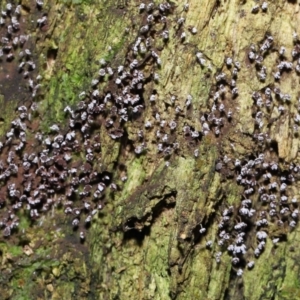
[0,0,299,277]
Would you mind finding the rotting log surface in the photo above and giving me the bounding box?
[0,1,300,300]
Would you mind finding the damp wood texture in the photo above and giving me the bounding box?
[0,1,300,299]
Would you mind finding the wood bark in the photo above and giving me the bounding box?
[1,1,300,299]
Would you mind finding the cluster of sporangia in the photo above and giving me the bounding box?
[0,1,44,96]
[0,0,298,276]
[200,31,300,276]
[0,1,195,241]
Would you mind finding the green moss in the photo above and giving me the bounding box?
[0,242,22,257]
[17,214,30,231]
[38,1,129,133]
[0,95,17,137]
[102,35,127,64]
[122,155,147,199]
[62,0,95,5]
[225,182,244,206]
